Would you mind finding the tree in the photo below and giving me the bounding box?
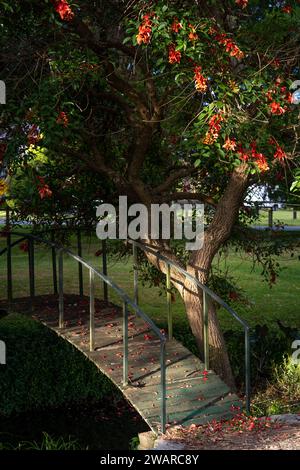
[1,0,300,386]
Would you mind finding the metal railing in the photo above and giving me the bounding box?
[129,240,251,414]
[0,231,167,433]
[0,230,251,424]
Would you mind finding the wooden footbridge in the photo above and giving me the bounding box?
[0,231,250,434]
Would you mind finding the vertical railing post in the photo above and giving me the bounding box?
[166,264,173,340]
[133,244,139,305]
[203,290,209,371]
[77,229,84,297]
[6,207,12,307]
[160,340,167,434]
[89,268,95,352]
[245,327,251,414]
[102,240,108,302]
[58,249,64,328]
[122,301,128,386]
[28,237,35,311]
[51,232,58,295]
[268,208,273,228]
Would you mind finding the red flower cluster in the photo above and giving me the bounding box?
[237,142,269,172]
[56,111,69,127]
[171,17,182,33]
[168,45,182,64]
[188,24,198,41]
[209,114,224,137]
[274,145,287,160]
[194,66,208,93]
[266,78,292,114]
[250,142,269,172]
[37,176,52,200]
[235,0,248,8]
[51,0,74,22]
[136,13,154,45]
[223,137,237,151]
[269,138,287,160]
[269,101,286,115]
[282,5,292,13]
[214,33,244,60]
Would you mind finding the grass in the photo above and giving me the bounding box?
[254,208,300,227]
[0,230,299,333]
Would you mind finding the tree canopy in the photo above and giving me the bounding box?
[1,0,300,384]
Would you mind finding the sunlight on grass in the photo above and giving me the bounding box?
[0,231,299,332]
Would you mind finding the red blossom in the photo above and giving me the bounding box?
[203,113,224,144]
[282,5,292,14]
[56,111,69,127]
[144,334,153,341]
[37,177,52,199]
[235,0,248,8]
[215,33,244,60]
[269,101,286,115]
[168,45,182,64]
[188,31,199,41]
[274,145,287,160]
[171,18,183,33]
[51,0,74,22]
[194,66,208,93]
[136,13,154,45]
[223,137,237,151]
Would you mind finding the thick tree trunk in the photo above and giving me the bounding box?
[144,164,249,389]
[183,265,235,389]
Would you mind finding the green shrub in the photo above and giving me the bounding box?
[224,325,291,387]
[252,356,300,416]
[0,313,119,416]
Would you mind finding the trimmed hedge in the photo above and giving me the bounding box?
[0,313,118,416]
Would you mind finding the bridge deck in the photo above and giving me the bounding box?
[30,294,240,434]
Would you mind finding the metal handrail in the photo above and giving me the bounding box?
[0,231,167,433]
[128,239,251,413]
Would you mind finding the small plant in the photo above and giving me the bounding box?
[252,355,300,416]
[129,436,140,450]
[16,432,81,450]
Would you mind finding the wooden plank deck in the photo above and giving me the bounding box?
[29,295,241,434]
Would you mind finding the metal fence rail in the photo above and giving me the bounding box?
[0,231,167,433]
[0,230,251,427]
[128,240,251,414]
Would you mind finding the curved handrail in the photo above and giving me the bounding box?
[0,230,167,432]
[129,240,249,330]
[128,239,251,413]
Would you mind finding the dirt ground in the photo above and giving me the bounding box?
[164,421,300,450]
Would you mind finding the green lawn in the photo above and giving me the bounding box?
[254,208,300,227]
[0,231,299,333]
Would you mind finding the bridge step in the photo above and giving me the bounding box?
[32,295,241,434]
